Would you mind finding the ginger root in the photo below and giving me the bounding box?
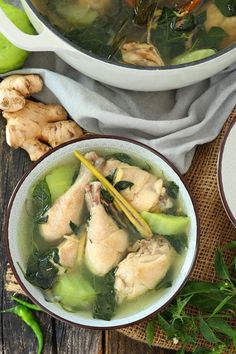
[0,74,84,160]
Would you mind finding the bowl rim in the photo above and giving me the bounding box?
[25,0,236,71]
[217,117,236,228]
[4,134,200,329]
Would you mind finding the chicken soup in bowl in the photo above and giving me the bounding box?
[5,136,199,328]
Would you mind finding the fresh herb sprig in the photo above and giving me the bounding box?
[146,242,236,353]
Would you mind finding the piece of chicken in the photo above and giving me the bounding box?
[85,181,129,276]
[58,234,80,268]
[121,42,165,67]
[103,159,173,212]
[40,152,105,242]
[115,237,174,303]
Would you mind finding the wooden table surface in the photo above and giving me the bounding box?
[0,119,180,353]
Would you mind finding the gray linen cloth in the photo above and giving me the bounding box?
[5,52,236,173]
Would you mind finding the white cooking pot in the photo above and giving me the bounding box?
[0,0,236,91]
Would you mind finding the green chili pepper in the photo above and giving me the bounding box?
[11,295,43,311]
[3,305,43,354]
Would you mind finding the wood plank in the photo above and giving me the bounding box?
[105,330,177,354]
[54,320,102,354]
[0,117,55,354]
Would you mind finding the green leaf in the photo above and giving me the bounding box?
[146,316,158,347]
[189,291,236,312]
[193,27,227,51]
[157,314,175,338]
[224,240,236,250]
[106,168,117,184]
[155,268,173,291]
[210,295,233,317]
[233,331,236,349]
[93,270,116,321]
[176,348,185,354]
[164,181,179,199]
[192,348,210,354]
[163,234,188,254]
[208,318,234,338]
[199,317,220,344]
[215,249,230,280]
[69,221,81,236]
[180,281,220,296]
[101,189,114,203]
[106,152,133,165]
[32,179,51,223]
[114,180,134,191]
[25,248,59,289]
[215,0,236,17]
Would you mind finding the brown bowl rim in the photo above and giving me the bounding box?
[4,134,200,330]
[217,117,236,228]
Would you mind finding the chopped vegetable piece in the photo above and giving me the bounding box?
[141,212,189,235]
[45,165,76,203]
[171,49,216,65]
[53,271,96,311]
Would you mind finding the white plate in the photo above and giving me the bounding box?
[218,119,236,227]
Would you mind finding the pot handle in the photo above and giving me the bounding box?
[0,8,76,52]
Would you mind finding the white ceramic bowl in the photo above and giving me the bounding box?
[5,136,199,328]
[0,1,236,91]
[218,118,236,228]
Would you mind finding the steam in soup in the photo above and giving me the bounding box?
[22,150,189,320]
[30,0,236,66]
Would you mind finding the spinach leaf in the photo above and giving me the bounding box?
[155,268,173,290]
[215,0,236,17]
[106,168,117,184]
[152,8,188,61]
[32,180,51,223]
[69,221,81,235]
[101,189,114,203]
[106,152,133,165]
[25,248,59,289]
[193,27,227,51]
[93,270,116,321]
[164,180,179,199]
[163,233,188,254]
[114,180,134,191]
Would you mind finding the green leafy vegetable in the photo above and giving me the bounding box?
[106,152,133,165]
[25,248,59,289]
[164,234,188,254]
[32,180,51,223]
[101,189,114,203]
[114,180,134,191]
[193,27,227,51]
[93,270,116,321]
[69,221,81,235]
[146,316,158,347]
[106,168,117,184]
[215,0,236,17]
[164,181,179,199]
[145,241,236,351]
[199,317,220,344]
[155,268,173,290]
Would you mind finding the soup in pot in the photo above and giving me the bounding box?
[31,0,236,66]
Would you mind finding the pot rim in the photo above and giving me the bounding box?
[4,134,200,329]
[24,0,236,71]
